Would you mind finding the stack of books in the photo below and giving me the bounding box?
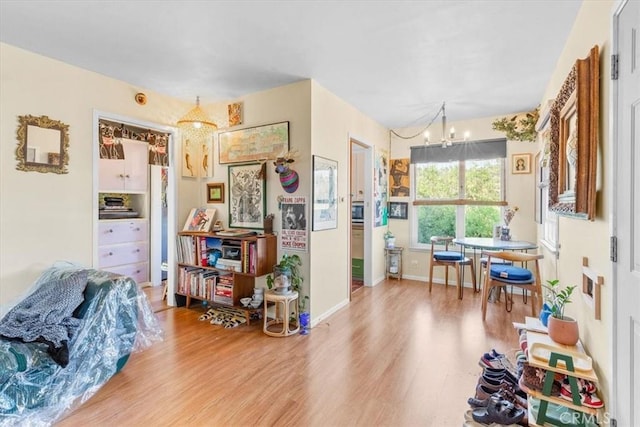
[99,196,139,219]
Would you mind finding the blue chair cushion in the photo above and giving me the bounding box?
[490,265,532,281]
[434,251,463,261]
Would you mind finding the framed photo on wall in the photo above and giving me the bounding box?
[312,155,338,231]
[206,182,225,203]
[228,163,266,229]
[388,202,408,219]
[512,153,532,174]
[218,121,289,164]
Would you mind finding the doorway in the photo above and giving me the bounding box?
[93,111,176,308]
[350,138,372,297]
[612,0,639,424]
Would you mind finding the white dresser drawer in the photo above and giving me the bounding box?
[98,219,148,246]
[98,241,149,268]
[103,262,149,285]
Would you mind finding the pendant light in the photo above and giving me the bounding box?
[177,96,217,138]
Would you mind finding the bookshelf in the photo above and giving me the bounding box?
[175,231,276,308]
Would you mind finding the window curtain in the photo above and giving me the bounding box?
[98,119,170,166]
[410,138,507,164]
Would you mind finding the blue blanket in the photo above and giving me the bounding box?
[0,271,88,367]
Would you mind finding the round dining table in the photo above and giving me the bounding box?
[453,237,538,291]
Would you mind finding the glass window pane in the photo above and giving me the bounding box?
[465,205,501,237]
[465,159,501,201]
[415,163,459,199]
[416,205,456,244]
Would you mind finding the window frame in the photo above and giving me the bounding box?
[410,157,507,250]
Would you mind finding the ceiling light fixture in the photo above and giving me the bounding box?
[423,102,470,147]
[177,96,217,138]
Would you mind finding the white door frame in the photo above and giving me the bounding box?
[349,136,374,289]
[92,110,177,304]
[611,0,639,424]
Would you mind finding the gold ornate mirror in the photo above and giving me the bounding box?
[548,45,599,220]
[16,115,69,174]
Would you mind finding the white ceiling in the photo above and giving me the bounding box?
[0,1,581,128]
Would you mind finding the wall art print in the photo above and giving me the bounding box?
[390,158,410,196]
[218,121,289,164]
[280,195,307,252]
[312,155,338,231]
[228,163,266,229]
[374,148,388,227]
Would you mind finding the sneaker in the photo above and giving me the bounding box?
[479,352,517,374]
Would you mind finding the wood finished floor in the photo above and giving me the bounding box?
[58,279,529,427]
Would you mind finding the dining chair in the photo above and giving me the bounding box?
[428,236,476,299]
[481,250,543,320]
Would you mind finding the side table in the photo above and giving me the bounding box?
[384,247,403,280]
[263,290,300,337]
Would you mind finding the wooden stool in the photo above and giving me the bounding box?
[263,290,299,337]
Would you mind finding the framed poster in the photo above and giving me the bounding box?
[227,163,266,229]
[512,153,532,174]
[312,155,338,231]
[388,202,408,219]
[182,208,217,232]
[218,121,289,164]
[206,182,225,203]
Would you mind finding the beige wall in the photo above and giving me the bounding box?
[0,43,389,325]
[309,81,389,321]
[536,0,613,406]
[0,43,189,305]
[388,115,538,283]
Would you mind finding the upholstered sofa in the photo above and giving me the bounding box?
[0,264,162,426]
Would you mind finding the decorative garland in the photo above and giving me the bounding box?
[492,108,539,142]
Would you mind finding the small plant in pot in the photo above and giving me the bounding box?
[266,254,310,333]
[543,279,579,346]
[266,254,302,294]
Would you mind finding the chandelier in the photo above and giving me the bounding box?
[423,102,470,147]
[177,96,217,138]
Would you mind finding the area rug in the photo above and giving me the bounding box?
[199,307,247,328]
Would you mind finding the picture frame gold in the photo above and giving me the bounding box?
[512,153,532,174]
[548,45,599,220]
[206,182,225,203]
[16,115,69,174]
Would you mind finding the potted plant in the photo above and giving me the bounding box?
[266,254,310,333]
[543,279,579,346]
[266,254,302,294]
[384,230,396,248]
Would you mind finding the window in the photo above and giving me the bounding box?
[410,139,507,248]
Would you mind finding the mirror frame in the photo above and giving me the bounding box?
[16,115,69,174]
[548,45,599,220]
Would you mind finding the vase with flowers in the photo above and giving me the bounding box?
[501,206,519,241]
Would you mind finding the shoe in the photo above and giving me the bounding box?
[560,378,603,408]
[472,395,525,425]
[479,353,516,374]
[520,363,561,396]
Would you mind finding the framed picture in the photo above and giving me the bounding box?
[549,46,599,220]
[388,202,408,219]
[312,155,338,231]
[218,121,289,164]
[182,208,217,232]
[228,163,266,229]
[206,182,225,203]
[512,153,532,174]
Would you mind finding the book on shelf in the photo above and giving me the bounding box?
[215,229,257,237]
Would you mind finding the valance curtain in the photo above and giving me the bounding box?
[410,138,507,164]
[98,119,170,166]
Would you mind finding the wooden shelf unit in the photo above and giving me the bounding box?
[175,232,276,308]
[525,330,603,426]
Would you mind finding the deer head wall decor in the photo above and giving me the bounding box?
[259,149,299,193]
